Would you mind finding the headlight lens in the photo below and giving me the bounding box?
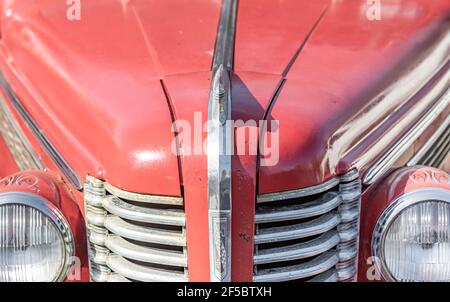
[373,189,450,282]
[0,192,74,282]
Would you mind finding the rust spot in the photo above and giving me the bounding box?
[239,233,251,242]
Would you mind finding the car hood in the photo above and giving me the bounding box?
[0,0,449,195]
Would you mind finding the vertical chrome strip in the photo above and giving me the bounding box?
[208,0,238,282]
[212,0,238,71]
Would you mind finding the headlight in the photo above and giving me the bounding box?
[0,192,74,282]
[373,188,450,282]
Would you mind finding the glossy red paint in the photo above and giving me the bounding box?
[0,0,447,282]
[0,0,221,196]
[358,167,450,282]
[259,0,450,193]
[234,0,329,75]
[163,71,211,281]
[0,171,89,282]
[231,72,282,281]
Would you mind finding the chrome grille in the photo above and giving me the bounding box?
[418,125,450,168]
[253,170,361,282]
[407,115,450,169]
[84,177,188,282]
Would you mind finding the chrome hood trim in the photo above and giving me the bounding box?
[0,73,81,189]
[207,0,238,282]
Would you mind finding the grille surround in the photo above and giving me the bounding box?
[84,177,188,282]
[253,170,361,282]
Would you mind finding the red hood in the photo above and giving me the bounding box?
[0,0,223,195]
[0,0,449,195]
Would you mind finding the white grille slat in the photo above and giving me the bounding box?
[255,212,341,244]
[84,177,188,282]
[105,235,187,267]
[253,251,339,282]
[102,196,185,227]
[254,170,361,282]
[254,232,340,265]
[106,254,188,282]
[104,216,186,246]
[255,192,342,223]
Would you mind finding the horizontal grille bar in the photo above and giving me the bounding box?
[255,212,340,244]
[257,177,340,203]
[105,235,187,267]
[255,192,341,223]
[253,250,339,282]
[104,216,186,246]
[254,232,340,265]
[105,183,183,205]
[309,269,338,282]
[90,263,130,282]
[254,170,361,282]
[85,177,188,282]
[106,255,188,282]
[103,196,186,226]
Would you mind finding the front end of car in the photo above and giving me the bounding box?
[0,0,449,283]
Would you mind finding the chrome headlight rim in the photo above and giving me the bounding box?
[0,191,75,282]
[372,188,450,282]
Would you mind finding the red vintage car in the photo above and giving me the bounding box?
[0,0,448,283]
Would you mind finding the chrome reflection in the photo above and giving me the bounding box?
[207,0,238,282]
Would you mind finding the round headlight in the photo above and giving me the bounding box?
[373,188,450,282]
[0,192,74,282]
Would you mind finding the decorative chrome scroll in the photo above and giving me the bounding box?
[207,0,237,282]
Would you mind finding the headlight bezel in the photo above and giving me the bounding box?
[372,188,450,282]
[0,191,75,282]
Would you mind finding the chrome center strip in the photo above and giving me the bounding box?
[207,0,238,282]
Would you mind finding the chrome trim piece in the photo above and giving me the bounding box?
[207,0,238,282]
[102,196,186,226]
[212,0,238,71]
[106,254,188,282]
[254,170,361,282]
[407,115,450,166]
[257,177,340,203]
[0,73,82,190]
[339,169,359,183]
[254,213,341,244]
[338,245,358,262]
[0,92,43,170]
[337,265,357,281]
[104,216,186,246]
[84,177,188,282]
[253,251,339,282]
[254,232,340,265]
[363,88,450,185]
[309,269,338,282]
[0,192,75,282]
[255,192,342,224]
[372,188,450,282]
[104,183,183,206]
[105,235,187,267]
